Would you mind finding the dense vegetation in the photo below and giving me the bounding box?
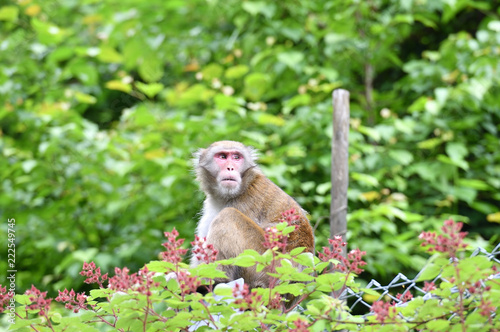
[1,0,499,301]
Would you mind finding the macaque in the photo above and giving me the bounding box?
[191,140,314,292]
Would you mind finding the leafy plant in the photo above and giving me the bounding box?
[1,218,498,331]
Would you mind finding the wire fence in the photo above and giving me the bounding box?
[340,243,500,316]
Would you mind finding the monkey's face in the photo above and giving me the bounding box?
[213,150,244,194]
[195,141,259,200]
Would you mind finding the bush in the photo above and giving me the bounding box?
[2,218,498,331]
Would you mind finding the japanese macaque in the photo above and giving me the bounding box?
[191,140,314,293]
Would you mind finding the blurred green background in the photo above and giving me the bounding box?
[0,0,499,295]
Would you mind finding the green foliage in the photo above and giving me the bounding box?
[0,0,499,298]
[2,221,499,331]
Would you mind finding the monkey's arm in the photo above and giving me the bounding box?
[207,207,266,258]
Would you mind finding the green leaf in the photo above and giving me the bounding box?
[146,260,176,273]
[75,91,97,104]
[446,142,468,161]
[192,263,227,279]
[97,46,123,63]
[274,283,305,296]
[31,18,66,44]
[418,137,443,149]
[244,73,270,101]
[425,319,450,331]
[487,212,500,223]
[352,172,379,187]
[136,82,164,98]
[201,63,223,80]
[456,178,490,190]
[358,125,381,141]
[105,80,132,93]
[225,65,249,79]
[277,51,304,68]
[388,150,414,165]
[293,252,315,268]
[416,256,447,282]
[315,182,331,195]
[138,56,163,82]
[290,247,306,256]
[0,6,19,21]
[252,112,285,126]
[437,154,469,170]
[283,94,311,115]
[242,2,276,18]
[316,273,344,292]
[214,93,243,113]
[232,254,258,267]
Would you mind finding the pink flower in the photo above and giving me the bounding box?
[0,285,13,313]
[318,236,366,275]
[191,236,218,263]
[478,298,495,317]
[177,270,201,296]
[232,283,262,312]
[395,292,413,303]
[55,289,88,313]
[262,209,300,251]
[80,261,108,287]
[371,300,396,323]
[419,219,467,258]
[25,285,52,316]
[423,281,436,292]
[161,228,188,264]
[290,317,310,332]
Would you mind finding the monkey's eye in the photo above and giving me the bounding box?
[218,153,227,159]
[233,154,241,160]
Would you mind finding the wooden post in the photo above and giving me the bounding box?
[330,89,350,257]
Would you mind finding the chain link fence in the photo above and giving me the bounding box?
[341,243,500,316]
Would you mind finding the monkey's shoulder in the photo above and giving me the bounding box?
[235,174,306,224]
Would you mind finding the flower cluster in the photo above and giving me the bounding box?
[280,208,301,224]
[80,261,108,287]
[55,288,88,313]
[137,267,161,296]
[371,300,397,323]
[177,270,201,296]
[232,283,262,312]
[0,285,12,313]
[290,318,311,332]
[191,235,218,263]
[25,285,52,316]
[161,228,188,264]
[419,219,468,258]
[395,292,413,303]
[108,267,136,292]
[263,209,300,251]
[107,266,160,296]
[268,292,283,310]
[318,236,367,274]
[478,298,495,317]
[423,281,436,292]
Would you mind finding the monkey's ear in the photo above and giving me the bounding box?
[246,145,259,166]
[192,148,206,168]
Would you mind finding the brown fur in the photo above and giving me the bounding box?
[192,141,315,306]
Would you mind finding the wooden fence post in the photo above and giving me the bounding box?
[330,89,350,258]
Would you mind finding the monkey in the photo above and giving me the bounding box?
[190,140,314,301]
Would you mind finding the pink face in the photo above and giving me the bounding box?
[214,150,244,188]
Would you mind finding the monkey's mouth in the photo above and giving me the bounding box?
[221,178,238,185]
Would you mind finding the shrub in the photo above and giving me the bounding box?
[1,218,499,331]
